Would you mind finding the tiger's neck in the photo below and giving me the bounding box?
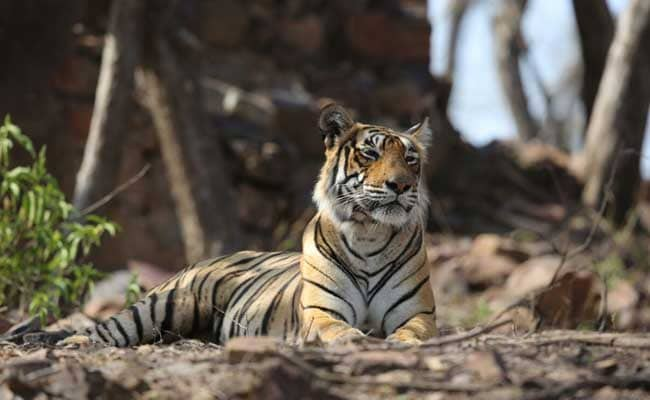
[305,210,422,262]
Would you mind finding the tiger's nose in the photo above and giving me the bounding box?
[385,180,412,194]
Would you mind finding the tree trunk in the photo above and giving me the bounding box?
[73,0,146,211]
[444,0,471,80]
[138,2,243,262]
[580,0,650,224]
[493,0,539,141]
[571,0,614,125]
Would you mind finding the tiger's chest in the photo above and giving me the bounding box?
[338,225,425,332]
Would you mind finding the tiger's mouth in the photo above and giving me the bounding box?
[358,197,407,211]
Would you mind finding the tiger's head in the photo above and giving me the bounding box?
[313,103,431,227]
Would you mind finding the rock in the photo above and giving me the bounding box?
[341,351,419,375]
[536,271,599,328]
[83,271,132,319]
[225,336,282,363]
[504,255,560,297]
[464,351,506,384]
[252,358,344,400]
[127,260,175,291]
[607,280,639,313]
[345,13,430,62]
[280,15,323,53]
[423,356,448,372]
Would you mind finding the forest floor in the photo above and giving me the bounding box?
[2,198,650,399]
[3,330,650,399]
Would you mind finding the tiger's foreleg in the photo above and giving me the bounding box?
[385,311,437,344]
[385,285,437,345]
[300,308,365,344]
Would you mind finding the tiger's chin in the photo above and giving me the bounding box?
[368,203,414,227]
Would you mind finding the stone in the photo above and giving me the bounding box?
[504,255,560,297]
[464,351,505,384]
[607,280,639,313]
[342,351,419,375]
[225,336,282,363]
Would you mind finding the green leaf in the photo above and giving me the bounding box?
[0,115,118,322]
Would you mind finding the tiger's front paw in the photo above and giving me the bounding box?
[386,332,422,346]
[58,334,95,347]
[326,327,367,346]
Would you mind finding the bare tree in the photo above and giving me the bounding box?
[74,0,243,262]
[493,0,539,141]
[73,0,146,212]
[571,0,614,124]
[138,1,243,262]
[444,0,471,81]
[580,0,650,224]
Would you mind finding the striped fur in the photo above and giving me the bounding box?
[75,104,437,346]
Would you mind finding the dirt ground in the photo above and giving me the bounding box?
[2,329,650,400]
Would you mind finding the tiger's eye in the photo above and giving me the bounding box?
[405,156,418,165]
[360,149,379,160]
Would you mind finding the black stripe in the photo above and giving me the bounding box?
[303,278,357,324]
[359,230,419,279]
[342,145,351,177]
[329,145,345,188]
[390,307,436,333]
[366,228,399,257]
[129,305,144,343]
[94,324,109,343]
[341,234,364,260]
[190,295,200,336]
[110,317,130,346]
[368,229,422,303]
[314,218,368,297]
[209,253,288,328]
[301,303,349,324]
[340,172,359,185]
[391,260,427,289]
[225,253,295,311]
[381,277,429,335]
[303,259,339,286]
[149,293,158,325]
[100,322,119,346]
[229,268,283,336]
[198,254,270,298]
[211,271,251,342]
[160,288,176,336]
[189,273,201,292]
[290,281,302,337]
[261,271,300,335]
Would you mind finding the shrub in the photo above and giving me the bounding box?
[0,116,117,323]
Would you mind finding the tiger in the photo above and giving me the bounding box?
[56,103,437,346]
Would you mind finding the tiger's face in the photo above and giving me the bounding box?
[314,104,431,227]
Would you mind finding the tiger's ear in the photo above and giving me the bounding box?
[404,117,432,148]
[318,103,354,149]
